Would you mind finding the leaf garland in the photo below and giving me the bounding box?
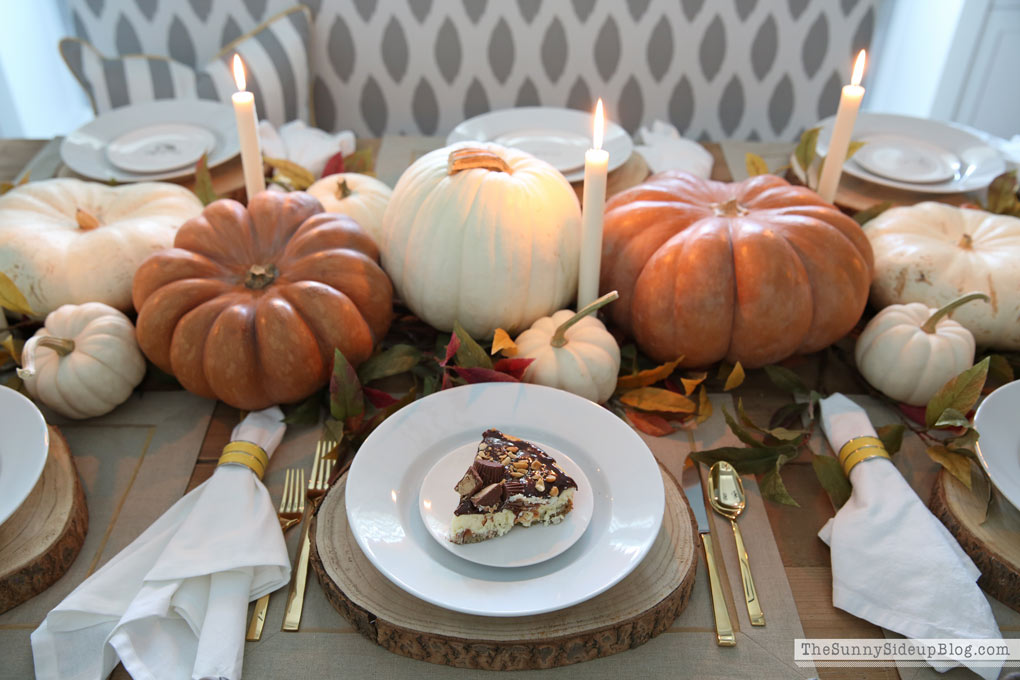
[490,328,517,356]
[193,153,218,206]
[722,361,745,391]
[745,153,770,177]
[0,271,34,316]
[925,357,989,428]
[794,127,820,175]
[853,200,892,226]
[616,357,683,390]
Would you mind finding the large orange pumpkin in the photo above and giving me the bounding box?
[600,172,873,368]
[132,191,393,410]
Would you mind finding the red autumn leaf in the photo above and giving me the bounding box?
[440,371,454,391]
[439,332,460,367]
[322,151,345,177]
[625,408,675,436]
[451,366,519,384]
[664,378,684,394]
[364,386,398,408]
[492,357,535,380]
[897,403,927,427]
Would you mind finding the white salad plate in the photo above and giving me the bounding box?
[106,123,216,173]
[62,100,240,182]
[345,382,665,617]
[815,112,1005,193]
[447,107,634,182]
[419,443,594,568]
[974,380,1020,511]
[0,386,50,526]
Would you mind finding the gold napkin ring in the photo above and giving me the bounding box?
[218,440,269,479]
[838,436,890,475]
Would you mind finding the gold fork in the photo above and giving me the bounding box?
[246,468,305,641]
[282,437,336,631]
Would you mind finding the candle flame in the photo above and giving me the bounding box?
[851,49,866,87]
[593,98,605,151]
[232,54,246,91]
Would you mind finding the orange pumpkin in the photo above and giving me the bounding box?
[600,172,873,368]
[132,191,393,410]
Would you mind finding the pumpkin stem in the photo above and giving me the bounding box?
[336,179,353,199]
[16,335,75,379]
[550,291,619,348]
[920,292,989,333]
[76,208,100,230]
[244,263,279,290]
[448,147,511,175]
[958,233,973,249]
[710,197,749,218]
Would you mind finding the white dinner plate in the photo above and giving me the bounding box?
[418,443,594,568]
[815,112,1005,193]
[345,382,665,617]
[106,123,216,173]
[0,386,49,526]
[447,107,634,182]
[974,380,1020,511]
[61,100,240,182]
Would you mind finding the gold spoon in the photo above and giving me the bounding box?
[708,461,765,626]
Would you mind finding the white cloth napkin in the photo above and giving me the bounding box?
[258,120,356,178]
[634,120,713,178]
[818,394,1002,679]
[31,408,290,680]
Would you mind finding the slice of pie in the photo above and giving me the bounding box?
[449,429,577,544]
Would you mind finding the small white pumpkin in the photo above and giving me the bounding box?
[306,172,392,246]
[18,302,146,419]
[514,292,621,403]
[0,178,203,317]
[381,143,581,339]
[855,293,987,406]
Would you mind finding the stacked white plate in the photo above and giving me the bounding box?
[0,386,50,527]
[344,382,665,616]
[816,112,1005,194]
[974,381,1020,511]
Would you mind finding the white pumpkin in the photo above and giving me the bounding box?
[514,292,621,403]
[306,172,392,245]
[0,178,203,317]
[855,293,986,406]
[18,302,146,418]
[381,143,581,338]
[864,202,1020,349]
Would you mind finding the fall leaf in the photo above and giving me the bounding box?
[620,387,696,413]
[926,444,972,490]
[876,423,905,455]
[812,454,851,509]
[925,357,989,428]
[761,452,799,507]
[680,371,708,395]
[0,271,34,316]
[439,332,460,367]
[846,140,867,160]
[193,153,218,206]
[282,395,320,425]
[492,357,534,381]
[452,321,493,369]
[795,127,821,174]
[322,151,345,176]
[626,408,675,436]
[329,348,364,423]
[987,354,1015,383]
[763,364,807,395]
[491,328,518,356]
[723,361,745,391]
[364,386,399,408]
[451,366,519,384]
[853,200,892,226]
[343,148,375,175]
[264,156,316,190]
[357,344,422,384]
[695,385,713,424]
[616,357,683,390]
[0,332,21,366]
[986,170,1020,216]
[745,153,769,177]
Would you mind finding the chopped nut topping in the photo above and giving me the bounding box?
[507,446,518,452]
[513,460,529,469]
[510,471,525,478]
[545,473,557,483]
[530,460,543,470]
[550,486,560,497]
[535,480,545,492]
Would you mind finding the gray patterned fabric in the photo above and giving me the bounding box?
[66,0,877,140]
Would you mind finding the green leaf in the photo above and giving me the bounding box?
[452,321,493,369]
[812,454,852,509]
[689,446,789,475]
[949,427,980,453]
[0,271,34,316]
[283,394,321,425]
[723,406,763,447]
[853,200,893,226]
[925,357,989,428]
[876,423,905,455]
[736,398,806,441]
[422,373,438,396]
[322,417,345,445]
[926,444,972,490]
[761,453,799,507]
[357,344,422,384]
[343,147,375,175]
[934,407,971,429]
[193,153,218,206]
[769,402,809,430]
[986,170,1019,215]
[745,152,770,177]
[845,140,867,161]
[763,364,808,395]
[988,354,1015,383]
[329,348,364,422]
[795,127,820,173]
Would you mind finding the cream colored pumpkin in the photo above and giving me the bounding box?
[865,202,1020,349]
[0,178,202,317]
[18,302,146,419]
[855,293,985,406]
[306,172,392,245]
[381,143,581,338]
[514,292,621,404]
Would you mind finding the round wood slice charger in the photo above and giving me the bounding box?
[0,427,88,614]
[930,468,1020,613]
[311,465,696,670]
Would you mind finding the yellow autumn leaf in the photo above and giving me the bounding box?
[695,384,713,424]
[263,156,315,190]
[745,153,769,177]
[616,356,684,390]
[680,371,708,395]
[619,387,696,413]
[490,328,518,356]
[1,333,21,366]
[926,445,972,490]
[0,271,34,316]
[846,140,867,161]
[723,361,745,391]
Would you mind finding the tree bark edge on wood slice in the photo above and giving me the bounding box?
[929,468,1020,613]
[310,464,697,670]
[0,427,88,615]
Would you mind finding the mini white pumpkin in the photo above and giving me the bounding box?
[864,202,1020,349]
[855,293,987,406]
[18,302,146,419]
[381,143,581,339]
[0,178,203,317]
[306,172,392,245]
[514,292,621,403]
